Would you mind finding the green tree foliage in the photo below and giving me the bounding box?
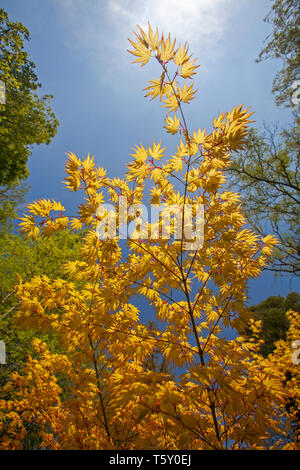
[0,181,28,231]
[228,125,300,275]
[0,14,63,435]
[0,8,59,185]
[257,0,300,108]
[249,293,300,446]
[0,230,83,389]
[0,8,59,227]
[0,228,87,448]
[249,291,300,357]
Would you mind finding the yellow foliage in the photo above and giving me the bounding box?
[0,23,295,451]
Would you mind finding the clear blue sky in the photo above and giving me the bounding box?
[2,0,299,303]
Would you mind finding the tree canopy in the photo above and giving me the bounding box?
[0,230,83,385]
[249,291,300,357]
[228,125,300,275]
[0,8,58,190]
[257,0,300,108]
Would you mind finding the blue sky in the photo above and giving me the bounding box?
[2,0,299,303]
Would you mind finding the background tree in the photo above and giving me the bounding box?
[256,0,300,108]
[0,8,59,225]
[227,0,300,276]
[265,309,300,447]
[0,230,83,386]
[228,2,300,435]
[0,8,61,448]
[249,291,300,357]
[0,229,83,449]
[0,180,28,231]
[227,125,300,275]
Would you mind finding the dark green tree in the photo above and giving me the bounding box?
[0,230,83,386]
[0,180,28,231]
[0,8,59,226]
[249,292,300,446]
[0,229,84,448]
[249,291,300,357]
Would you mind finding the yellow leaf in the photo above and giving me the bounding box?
[148,140,166,160]
[164,114,180,135]
[180,58,199,79]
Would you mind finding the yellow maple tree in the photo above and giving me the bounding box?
[0,23,298,450]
